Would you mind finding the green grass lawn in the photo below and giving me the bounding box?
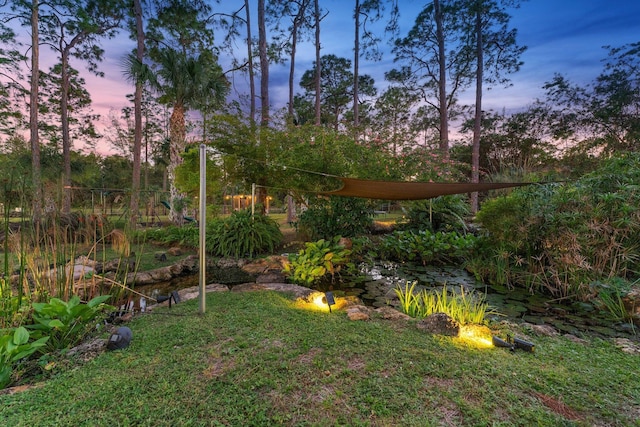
[1,290,639,426]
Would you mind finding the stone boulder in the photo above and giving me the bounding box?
[374,306,412,321]
[125,255,198,285]
[347,305,371,321]
[416,312,460,336]
[622,286,640,323]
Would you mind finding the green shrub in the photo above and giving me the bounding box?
[284,236,352,286]
[143,224,199,247]
[379,229,477,266]
[297,197,374,240]
[394,282,496,325]
[472,152,640,299]
[28,295,112,353]
[0,326,49,389]
[399,194,470,233]
[208,210,282,259]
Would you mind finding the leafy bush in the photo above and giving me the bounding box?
[399,194,470,233]
[143,224,199,247]
[394,282,496,325]
[297,197,374,240]
[28,295,112,353]
[284,236,352,286]
[0,326,49,389]
[472,152,640,299]
[378,229,477,265]
[208,210,282,258]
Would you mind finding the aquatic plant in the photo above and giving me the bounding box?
[394,281,497,325]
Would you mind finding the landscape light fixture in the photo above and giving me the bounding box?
[492,335,535,352]
[155,290,181,308]
[324,291,336,313]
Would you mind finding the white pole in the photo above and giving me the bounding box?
[199,144,206,314]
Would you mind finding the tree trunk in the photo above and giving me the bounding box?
[30,0,42,227]
[245,0,256,124]
[168,103,186,224]
[288,21,298,118]
[353,0,360,133]
[61,49,72,214]
[434,0,449,156]
[258,0,269,127]
[471,3,483,214]
[129,0,144,228]
[314,0,321,126]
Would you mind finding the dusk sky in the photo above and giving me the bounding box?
[24,0,640,152]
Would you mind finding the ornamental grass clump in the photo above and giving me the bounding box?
[395,281,497,325]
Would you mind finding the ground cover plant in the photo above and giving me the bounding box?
[1,291,638,426]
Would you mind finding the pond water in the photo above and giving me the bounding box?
[341,262,637,340]
[128,262,637,341]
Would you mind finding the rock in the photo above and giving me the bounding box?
[242,256,289,275]
[528,323,559,337]
[154,252,167,262]
[256,272,287,283]
[167,247,182,256]
[375,306,412,321]
[347,306,370,321]
[613,338,640,355]
[127,255,198,285]
[621,286,640,321]
[563,334,588,345]
[67,337,107,361]
[416,312,460,336]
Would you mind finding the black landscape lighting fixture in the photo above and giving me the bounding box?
[492,335,535,352]
[324,291,336,313]
[155,290,181,308]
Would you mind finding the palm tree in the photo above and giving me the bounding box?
[150,48,227,223]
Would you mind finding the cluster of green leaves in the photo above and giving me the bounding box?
[0,294,111,389]
[378,229,477,266]
[206,210,282,259]
[141,211,283,259]
[28,295,112,354]
[297,196,374,241]
[398,194,470,233]
[395,281,496,325]
[471,152,640,300]
[143,224,199,247]
[593,278,637,327]
[0,327,49,389]
[284,236,352,286]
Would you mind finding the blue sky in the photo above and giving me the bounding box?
[37,0,640,139]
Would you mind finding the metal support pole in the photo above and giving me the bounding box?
[199,144,207,314]
[251,182,256,217]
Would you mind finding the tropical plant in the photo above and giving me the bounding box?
[379,229,477,265]
[594,278,636,329]
[472,152,640,300]
[0,326,49,389]
[399,194,470,233]
[28,295,112,353]
[284,236,352,286]
[208,210,282,259]
[297,196,374,241]
[394,282,496,325]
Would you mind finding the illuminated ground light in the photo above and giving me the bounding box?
[295,291,342,312]
[456,324,494,349]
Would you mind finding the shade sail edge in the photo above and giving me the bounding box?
[318,177,531,200]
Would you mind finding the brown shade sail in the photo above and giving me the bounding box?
[319,177,530,200]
